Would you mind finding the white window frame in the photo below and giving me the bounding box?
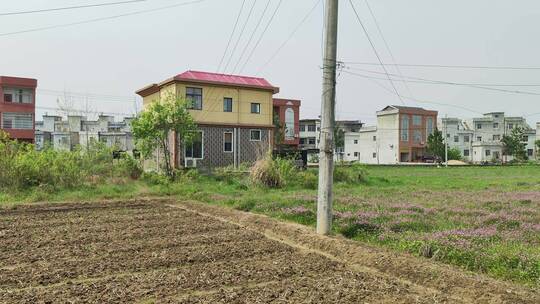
[223,131,234,153]
[250,129,262,141]
[184,130,204,159]
[250,103,261,114]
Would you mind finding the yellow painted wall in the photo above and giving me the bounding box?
[143,82,273,127]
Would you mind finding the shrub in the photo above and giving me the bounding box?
[298,170,318,189]
[249,152,296,188]
[0,131,142,191]
[334,164,368,184]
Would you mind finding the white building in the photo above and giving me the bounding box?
[299,119,320,150]
[35,115,134,153]
[352,106,438,164]
[440,112,537,163]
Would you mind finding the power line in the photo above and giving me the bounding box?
[256,0,322,75]
[231,0,272,74]
[342,62,540,71]
[36,106,134,117]
[348,0,404,105]
[345,67,540,96]
[238,0,283,74]
[0,0,147,16]
[217,0,247,72]
[222,0,259,73]
[38,89,137,102]
[342,70,484,114]
[0,0,207,37]
[363,0,417,103]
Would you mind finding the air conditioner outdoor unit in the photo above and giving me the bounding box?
[185,159,197,168]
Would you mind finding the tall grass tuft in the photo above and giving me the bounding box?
[249,152,296,188]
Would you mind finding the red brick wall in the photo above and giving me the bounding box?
[0,76,37,142]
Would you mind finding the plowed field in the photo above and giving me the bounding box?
[0,200,537,303]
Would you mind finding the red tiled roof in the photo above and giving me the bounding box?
[174,70,279,93]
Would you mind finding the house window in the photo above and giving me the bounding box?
[284,108,295,139]
[186,87,202,110]
[354,139,359,144]
[528,149,534,156]
[493,123,499,129]
[354,152,359,157]
[250,129,261,141]
[508,123,514,129]
[185,131,203,159]
[426,117,434,135]
[446,133,450,138]
[251,103,261,114]
[223,132,233,152]
[1,113,32,129]
[4,88,33,104]
[307,124,316,132]
[493,135,500,141]
[464,135,470,142]
[476,123,482,129]
[372,136,376,141]
[4,93,12,102]
[372,152,377,158]
[401,115,409,141]
[463,149,470,157]
[454,135,459,143]
[413,130,422,143]
[477,136,482,142]
[300,125,306,132]
[299,138,306,144]
[308,137,316,145]
[223,97,233,112]
[485,149,491,156]
[412,115,422,126]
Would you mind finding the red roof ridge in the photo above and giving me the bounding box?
[176,70,269,81]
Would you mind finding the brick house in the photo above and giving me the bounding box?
[0,76,37,142]
[272,98,301,150]
[136,71,279,169]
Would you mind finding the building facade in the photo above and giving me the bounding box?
[0,76,37,142]
[136,70,278,169]
[441,112,536,163]
[273,98,301,150]
[299,119,320,150]
[35,115,134,152]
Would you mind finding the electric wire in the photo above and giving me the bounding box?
[348,0,405,105]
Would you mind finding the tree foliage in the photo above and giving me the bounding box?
[501,126,527,162]
[427,129,445,160]
[131,94,197,178]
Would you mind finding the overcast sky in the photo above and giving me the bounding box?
[2,0,540,126]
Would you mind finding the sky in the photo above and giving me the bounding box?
[1,0,540,126]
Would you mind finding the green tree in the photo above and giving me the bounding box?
[447,147,462,161]
[501,126,527,162]
[131,94,197,178]
[427,129,445,161]
[334,128,345,152]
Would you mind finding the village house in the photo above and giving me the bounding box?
[273,98,301,150]
[136,70,280,169]
[35,115,134,152]
[440,112,537,163]
[351,106,437,164]
[0,76,37,143]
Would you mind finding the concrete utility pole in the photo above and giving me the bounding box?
[317,0,339,235]
[444,114,448,167]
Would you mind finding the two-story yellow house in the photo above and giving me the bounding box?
[136,70,279,169]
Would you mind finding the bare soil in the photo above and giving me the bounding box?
[0,199,538,303]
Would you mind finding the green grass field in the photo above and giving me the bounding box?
[1,165,539,286]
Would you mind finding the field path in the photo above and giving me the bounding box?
[0,199,538,303]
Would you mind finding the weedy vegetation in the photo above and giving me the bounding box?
[1,142,539,286]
